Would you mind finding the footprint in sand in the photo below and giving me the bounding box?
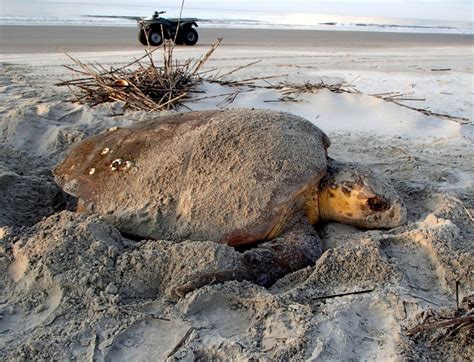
[308,300,400,361]
[35,102,88,123]
[0,279,63,351]
[381,237,452,307]
[184,292,253,339]
[104,318,191,362]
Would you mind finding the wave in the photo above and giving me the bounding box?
[0,15,472,35]
[351,22,455,31]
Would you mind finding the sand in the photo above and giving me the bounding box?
[1,26,473,54]
[0,25,473,360]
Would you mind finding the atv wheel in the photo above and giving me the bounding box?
[148,29,163,46]
[138,30,148,45]
[182,27,198,46]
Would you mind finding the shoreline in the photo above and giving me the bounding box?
[1,25,473,54]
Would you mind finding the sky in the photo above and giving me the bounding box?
[1,0,473,22]
[182,0,474,21]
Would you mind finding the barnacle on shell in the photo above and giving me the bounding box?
[110,159,134,172]
[111,159,123,171]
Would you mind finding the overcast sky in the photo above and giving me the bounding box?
[1,0,473,22]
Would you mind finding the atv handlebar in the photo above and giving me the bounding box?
[151,11,167,19]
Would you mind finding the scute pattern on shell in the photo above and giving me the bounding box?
[54,109,330,244]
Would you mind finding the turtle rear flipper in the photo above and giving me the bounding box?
[171,219,322,297]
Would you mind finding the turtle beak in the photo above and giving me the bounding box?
[384,198,407,228]
[361,194,407,229]
[378,196,407,228]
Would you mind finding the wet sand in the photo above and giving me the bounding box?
[0,25,473,53]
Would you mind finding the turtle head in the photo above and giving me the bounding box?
[318,161,406,229]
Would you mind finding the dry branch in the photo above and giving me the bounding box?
[166,327,195,359]
[56,39,224,112]
[313,288,374,301]
[247,79,469,124]
[407,315,473,336]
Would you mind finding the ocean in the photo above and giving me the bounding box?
[1,2,472,35]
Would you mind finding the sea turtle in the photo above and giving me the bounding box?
[54,109,406,293]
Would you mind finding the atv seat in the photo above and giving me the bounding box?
[167,18,198,25]
[165,19,181,25]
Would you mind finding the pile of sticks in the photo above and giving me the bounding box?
[57,41,469,124]
[56,39,223,111]
[56,42,360,112]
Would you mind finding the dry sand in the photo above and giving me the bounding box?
[1,25,473,53]
[0,26,473,360]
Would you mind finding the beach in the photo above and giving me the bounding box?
[0,24,473,360]
[1,25,473,53]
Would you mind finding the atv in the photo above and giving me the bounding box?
[138,11,199,46]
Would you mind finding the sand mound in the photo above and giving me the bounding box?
[0,211,309,359]
[0,145,71,227]
[1,187,472,359]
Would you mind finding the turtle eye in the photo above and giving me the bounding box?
[367,197,390,212]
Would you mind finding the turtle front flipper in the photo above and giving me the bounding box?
[171,219,322,297]
[242,218,322,287]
